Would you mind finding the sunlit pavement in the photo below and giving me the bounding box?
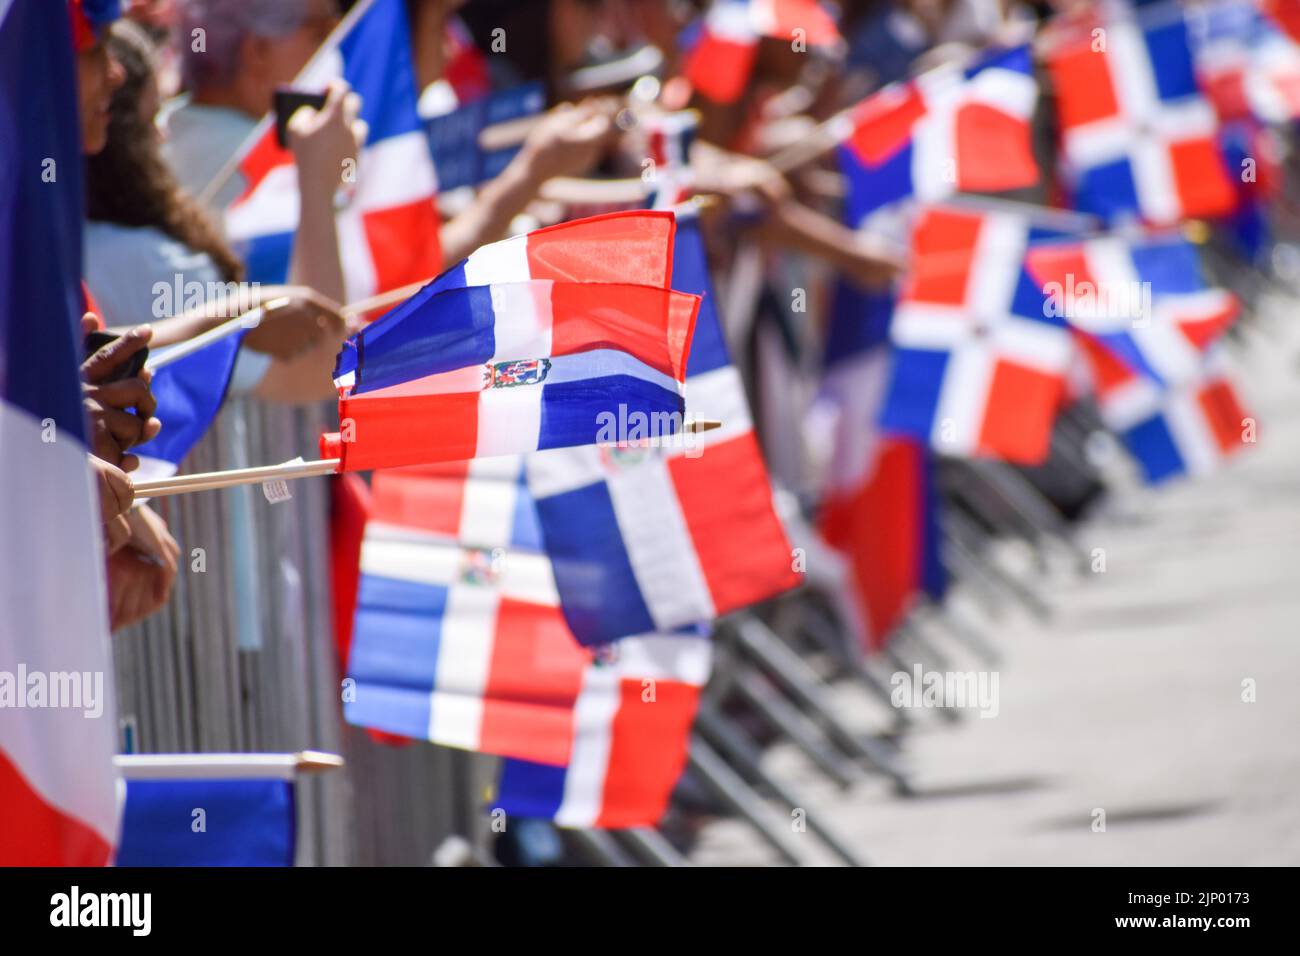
[689,295,1300,866]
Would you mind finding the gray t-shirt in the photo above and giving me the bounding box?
[159,95,260,215]
[83,221,271,392]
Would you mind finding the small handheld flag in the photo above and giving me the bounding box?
[837,46,1040,224]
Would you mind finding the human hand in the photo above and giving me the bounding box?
[287,79,368,197]
[81,316,161,470]
[518,100,619,186]
[105,504,179,630]
[90,454,135,554]
[242,291,346,361]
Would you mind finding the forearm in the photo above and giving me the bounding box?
[439,155,544,266]
[752,198,900,288]
[290,186,347,307]
[251,330,344,403]
[106,284,300,346]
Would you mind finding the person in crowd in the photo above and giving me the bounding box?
[72,0,179,630]
[85,20,356,404]
[164,0,340,210]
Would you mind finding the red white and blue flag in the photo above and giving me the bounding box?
[224,0,442,300]
[344,522,594,764]
[683,0,841,105]
[367,459,540,552]
[1080,336,1250,484]
[644,110,699,210]
[1026,231,1239,388]
[836,46,1040,225]
[0,0,120,865]
[1046,11,1237,224]
[326,279,698,470]
[325,212,696,470]
[526,212,800,646]
[815,284,944,652]
[494,633,710,829]
[878,206,1076,465]
[1190,1,1300,125]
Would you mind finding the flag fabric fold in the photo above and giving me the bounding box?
[1080,336,1250,484]
[494,633,710,829]
[131,333,245,478]
[0,0,119,866]
[816,284,944,651]
[526,212,799,646]
[326,279,699,470]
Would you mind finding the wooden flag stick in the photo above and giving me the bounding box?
[341,278,434,320]
[134,458,341,498]
[684,418,721,433]
[144,298,290,372]
[133,422,721,499]
[115,751,345,781]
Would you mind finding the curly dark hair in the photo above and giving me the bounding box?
[86,21,244,283]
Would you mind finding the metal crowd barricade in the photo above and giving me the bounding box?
[112,396,496,866]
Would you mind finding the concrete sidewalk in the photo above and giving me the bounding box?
[689,296,1300,866]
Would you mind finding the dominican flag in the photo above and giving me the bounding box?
[325,280,698,470]
[878,205,1076,465]
[1080,336,1250,484]
[324,213,697,470]
[495,633,710,829]
[369,459,540,551]
[815,285,943,652]
[683,0,841,104]
[644,110,699,210]
[0,0,119,865]
[836,46,1039,225]
[115,754,304,867]
[224,0,441,301]
[1025,231,1238,388]
[1190,2,1300,125]
[345,519,601,764]
[526,213,800,646]
[1046,11,1237,224]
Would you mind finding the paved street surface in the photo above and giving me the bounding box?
[689,296,1300,866]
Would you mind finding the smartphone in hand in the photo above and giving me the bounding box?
[274,87,330,148]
